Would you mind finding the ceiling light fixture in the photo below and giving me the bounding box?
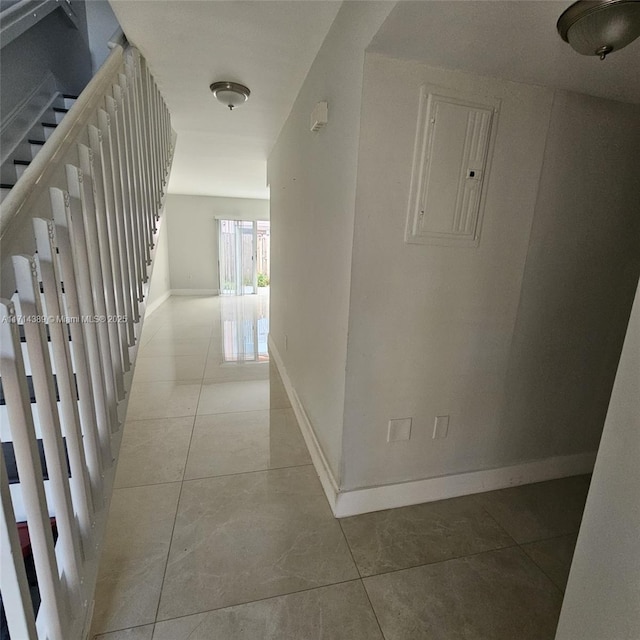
[557,0,640,60]
[209,81,251,110]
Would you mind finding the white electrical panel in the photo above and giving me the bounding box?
[405,86,500,247]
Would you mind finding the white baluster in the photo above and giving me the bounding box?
[48,189,107,500]
[13,254,84,610]
[0,442,38,640]
[78,143,125,401]
[0,299,67,640]
[33,217,95,540]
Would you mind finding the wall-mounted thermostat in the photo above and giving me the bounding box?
[405,85,500,247]
[310,101,328,132]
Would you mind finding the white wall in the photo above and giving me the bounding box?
[267,2,394,481]
[341,54,640,491]
[145,217,171,314]
[556,277,640,640]
[342,54,554,490]
[165,194,269,292]
[500,91,640,463]
[84,0,121,73]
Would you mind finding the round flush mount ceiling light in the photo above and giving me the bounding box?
[557,0,640,59]
[209,81,250,110]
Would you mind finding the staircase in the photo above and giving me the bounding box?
[0,37,174,640]
[1,95,78,204]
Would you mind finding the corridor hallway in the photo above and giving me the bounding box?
[91,294,589,640]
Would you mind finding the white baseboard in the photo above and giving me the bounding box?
[144,290,171,317]
[268,337,340,512]
[170,288,219,296]
[268,337,597,518]
[333,451,597,517]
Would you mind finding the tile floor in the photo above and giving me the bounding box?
[92,294,590,640]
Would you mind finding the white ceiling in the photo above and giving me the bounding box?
[110,1,640,202]
[369,1,640,105]
[109,0,341,200]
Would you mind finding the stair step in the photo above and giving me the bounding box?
[53,107,68,124]
[3,439,70,485]
[42,122,57,140]
[28,139,45,159]
[13,160,30,180]
[62,94,78,109]
[17,323,72,343]
[0,186,13,204]
[0,373,78,406]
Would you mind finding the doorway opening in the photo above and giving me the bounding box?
[218,219,270,296]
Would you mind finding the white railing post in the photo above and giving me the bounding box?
[48,189,106,504]
[89,124,131,372]
[0,444,38,640]
[66,162,120,430]
[0,43,175,640]
[0,300,68,640]
[12,255,84,609]
[33,216,95,539]
[78,143,125,401]
[105,95,140,327]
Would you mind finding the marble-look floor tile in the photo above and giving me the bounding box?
[115,417,194,488]
[340,495,515,576]
[133,354,207,382]
[364,547,563,640]
[92,484,181,634]
[269,362,291,409]
[150,323,215,341]
[197,380,269,415]
[139,336,211,358]
[94,624,154,640]
[184,409,311,479]
[476,475,590,543]
[126,381,201,420]
[152,581,382,640]
[521,533,578,591]
[157,466,358,620]
[203,357,269,382]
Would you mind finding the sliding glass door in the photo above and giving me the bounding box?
[218,219,270,295]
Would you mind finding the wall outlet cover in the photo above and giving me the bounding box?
[388,418,412,442]
[433,415,450,439]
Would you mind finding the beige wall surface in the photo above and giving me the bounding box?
[165,194,269,291]
[341,53,640,490]
[145,216,171,310]
[556,278,640,640]
[267,3,395,480]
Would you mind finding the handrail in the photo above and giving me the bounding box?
[0,40,175,640]
[0,44,124,238]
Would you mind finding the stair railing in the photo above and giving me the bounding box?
[0,35,174,640]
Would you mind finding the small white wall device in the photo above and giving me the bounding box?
[310,101,328,132]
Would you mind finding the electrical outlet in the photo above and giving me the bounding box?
[388,418,412,442]
[433,415,449,439]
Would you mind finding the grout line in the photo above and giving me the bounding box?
[336,520,388,638]
[517,530,580,546]
[519,544,567,597]
[337,519,363,579]
[478,505,520,547]
[152,577,366,628]
[356,543,523,581]
[152,339,209,625]
[359,578,388,639]
[182,463,314,484]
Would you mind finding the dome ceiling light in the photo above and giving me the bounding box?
[557,0,640,60]
[209,81,251,110]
